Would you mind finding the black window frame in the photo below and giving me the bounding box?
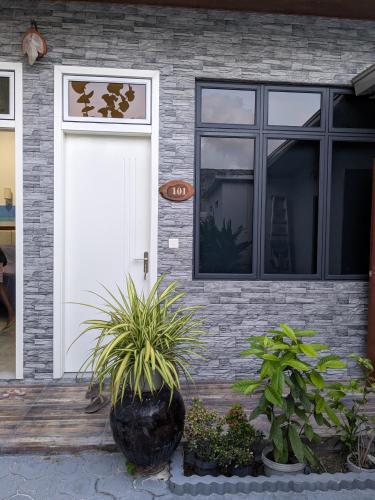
[194,80,375,281]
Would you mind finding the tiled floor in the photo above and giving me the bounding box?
[1,451,375,500]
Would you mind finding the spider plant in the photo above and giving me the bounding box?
[75,275,205,403]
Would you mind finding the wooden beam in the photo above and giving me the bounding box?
[73,0,375,21]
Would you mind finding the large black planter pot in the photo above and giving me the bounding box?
[110,386,185,468]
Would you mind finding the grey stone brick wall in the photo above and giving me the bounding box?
[0,0,372,381]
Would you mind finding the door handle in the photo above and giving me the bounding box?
[134,251,149,280]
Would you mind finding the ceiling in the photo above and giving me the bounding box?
[77,0,375,21]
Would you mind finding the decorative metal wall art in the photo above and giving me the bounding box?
[63,75,151,124]
[22,21,47,65]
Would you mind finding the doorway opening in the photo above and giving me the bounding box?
[53,66,159,378]
[0,130,16,378]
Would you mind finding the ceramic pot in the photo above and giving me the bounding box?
[110,386,185,468]
[261,446,305,476]
[228,463,254,477]
[184,448,196,467]
[347,454,375,473]
[194,457,219,476]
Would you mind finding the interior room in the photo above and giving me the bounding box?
[0,129,16,378]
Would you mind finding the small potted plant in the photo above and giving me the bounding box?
[222,404,263,476]
[217,439,254,477]
[184,399,223,476]
[347,431,375,472]
[234,324,346,476]
[334,355,375,473]
[76,275,205,469]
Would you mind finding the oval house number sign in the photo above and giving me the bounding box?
[159,180,194,202]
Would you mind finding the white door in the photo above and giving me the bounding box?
[63,134,151,372]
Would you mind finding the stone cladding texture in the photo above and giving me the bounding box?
[0,0,372,380]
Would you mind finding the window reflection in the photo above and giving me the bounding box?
[329,141,374,275]
[268,91,321,127]
[332,93,375,129]
[201,88,256,125]
[265,139,320,274]
[199,137,254,274]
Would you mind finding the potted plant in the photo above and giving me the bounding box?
[185,400,263,477]
[217,439,254,477]
[333,355,375,473]
[233,324,346,476]
[221,404,263,476]
[76,275,204,469]
[347,431,375,472]
[184,398,223,476]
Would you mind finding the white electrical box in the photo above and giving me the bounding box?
[168,238,179,249]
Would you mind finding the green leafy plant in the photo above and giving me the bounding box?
[126,460,137,475]
[233,324,346,466]
[225,403,263,445]
[185,400,263,470]
[218,404,263,470]
[75,275,205,403]
[184,398,223,463]
[333,355,375,465]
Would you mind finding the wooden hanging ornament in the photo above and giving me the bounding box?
[22,21,47,65]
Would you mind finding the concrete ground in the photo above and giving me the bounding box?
[0,451,374,500]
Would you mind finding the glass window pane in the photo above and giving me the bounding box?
[199,137,255,274]
[201,88,256,125]
[67,79,147,120]
[0,77,10,115]
[329,141,374,275]
[265,139,320,275]
[268,91,321,127]
[332,93,375,129]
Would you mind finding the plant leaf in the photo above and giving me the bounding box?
[279,324,297,342]
[270,418,284,452]
[324,402,340,426]
[265,386,284,407]
[282,359,310,371]
[299,343,317,358]
[309,370,324,389]
[288,423,305,463]
[232,380,260,395]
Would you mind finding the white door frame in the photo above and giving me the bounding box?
[0,62,23,379]
[53,65,159,378]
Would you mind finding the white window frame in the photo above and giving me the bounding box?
[63,74,152,125]
[53,65,159,378]
[0,62,23,379]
